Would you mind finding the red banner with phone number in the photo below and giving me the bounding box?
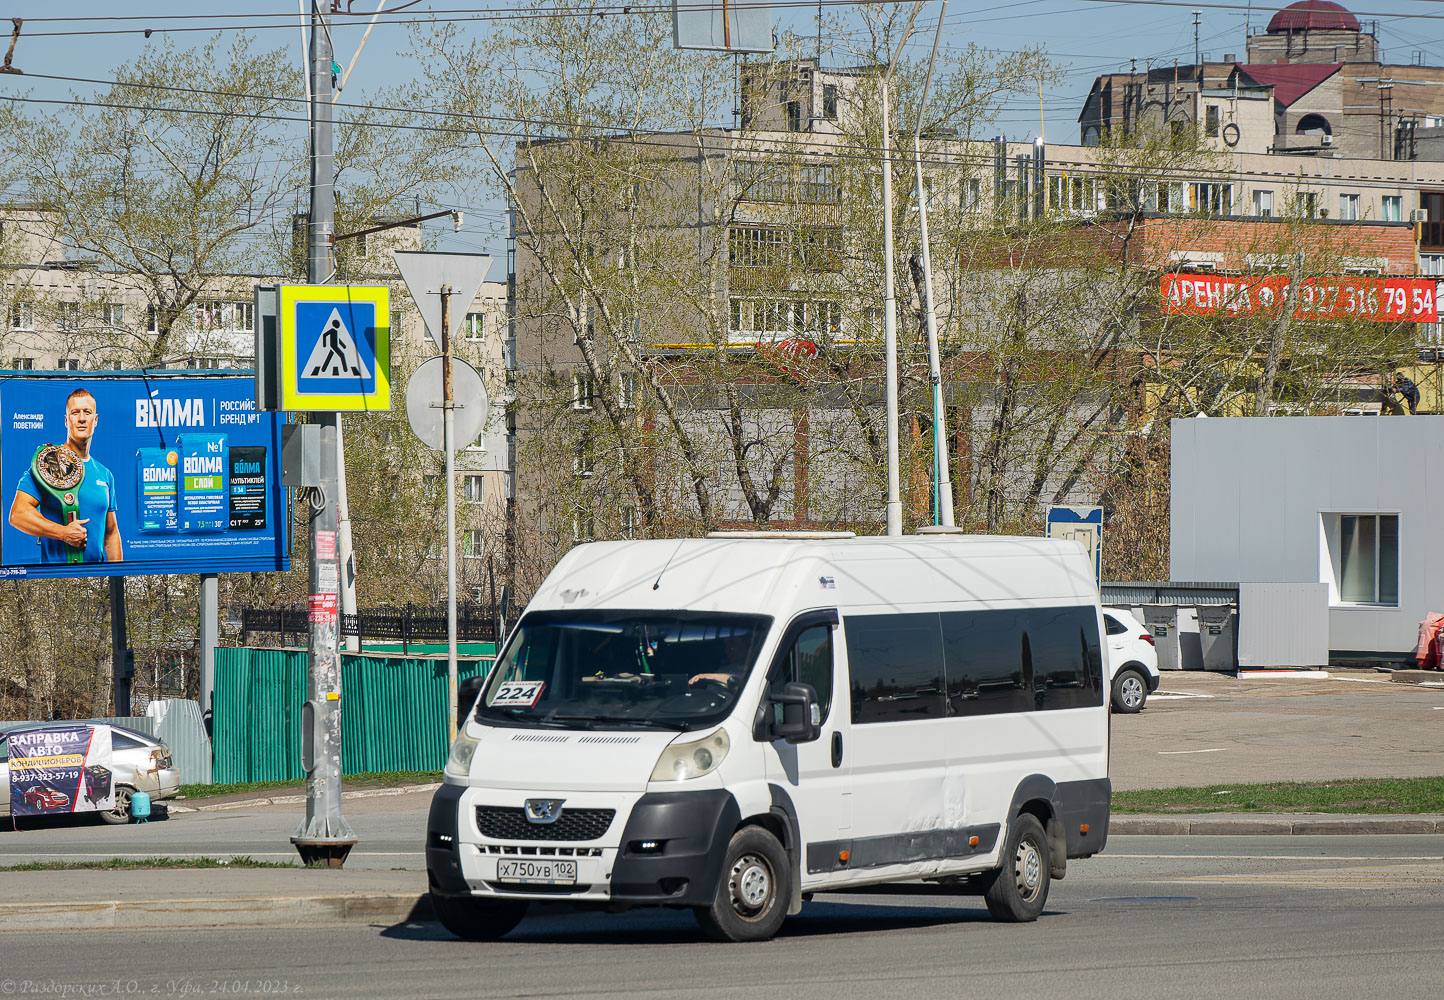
[1161,274,1439,322]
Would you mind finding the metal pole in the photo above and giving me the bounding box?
[108,578,131,717]
[912,1,953,527]
[199,573,217,732]
[442,284,458,738]
[293,0,355,868]
[881,77,902,537]
[337,417,359,653]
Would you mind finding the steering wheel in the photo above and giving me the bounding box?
[688,677,733,695]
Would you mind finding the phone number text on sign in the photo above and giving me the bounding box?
[1161,274,1438,322]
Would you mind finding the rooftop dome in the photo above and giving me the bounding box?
[1266,0,1361,33]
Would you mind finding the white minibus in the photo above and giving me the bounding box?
[427,532,1111,942]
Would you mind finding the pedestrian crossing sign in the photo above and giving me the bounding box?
[278,285,391,411]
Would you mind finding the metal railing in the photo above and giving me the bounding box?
[239,602,510,651]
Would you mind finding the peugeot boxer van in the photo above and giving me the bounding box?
[426,532,1111,942]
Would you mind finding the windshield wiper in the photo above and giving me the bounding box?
[473,707,590,730]
[549,713,689,731]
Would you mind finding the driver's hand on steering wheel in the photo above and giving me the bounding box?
[688,672,735,687]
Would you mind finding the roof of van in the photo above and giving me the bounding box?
[528,535,1098,618]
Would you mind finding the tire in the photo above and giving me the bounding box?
[982,813,1051,922]
[99,786,133,826]
[694,826,791,943]
[1112,668,1147,714]
[430,893,528,941]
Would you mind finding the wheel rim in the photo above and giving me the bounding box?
[1014,836,1043,903]
[111,788,132,820]
[1121,675,1144,708]
[728,853,773,919]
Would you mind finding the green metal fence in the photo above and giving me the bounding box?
[213,648,493,784]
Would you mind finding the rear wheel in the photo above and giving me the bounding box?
[430,894,528,941]
[99,785,133,825]
[1112,669,1147,713]
[694,826,791,942]
[982,813,1051,922]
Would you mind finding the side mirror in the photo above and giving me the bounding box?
[458,675,487,720]
[770,682,822,744]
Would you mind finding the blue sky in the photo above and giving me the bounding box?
[6,1,1443,257]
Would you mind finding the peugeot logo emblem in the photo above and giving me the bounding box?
[524,798,565,824]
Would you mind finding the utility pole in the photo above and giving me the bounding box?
[1193,10,1202,78]
[292,0,355,869]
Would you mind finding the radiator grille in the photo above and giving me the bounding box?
[475,805,615,841]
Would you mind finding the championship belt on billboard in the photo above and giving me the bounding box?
[31,443,86,564]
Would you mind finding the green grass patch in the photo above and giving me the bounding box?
[179,770,440,800]
[1,856,297,871]
[1113,776,1444,814]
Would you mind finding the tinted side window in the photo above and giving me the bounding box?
[767,624,834,725]
[1026,607,1104,711]
[844,614,946,724]
[1104,614,1128,636]
[939,609,1033,717]
[112,733,144,750]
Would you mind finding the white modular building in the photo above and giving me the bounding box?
[1171,415,1444,658]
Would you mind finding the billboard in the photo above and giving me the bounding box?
[7,724,116,817]
[1161,273,1439,322]
[0,373,290,579]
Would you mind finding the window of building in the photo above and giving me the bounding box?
[1253,190,1274,217]
[786,100,802,132]
[57,358,80,371]
[1205,104,1220,137]
[466,430,486,452]
[572,513,593,542]
[1190,182,1232,216]
[187,356,227,370]
[961,177,982,212]
[572,371,594,410]
[102,359,123,371]
[621,505,638,539]
[195,300,252,332]
[103,302,124,327]
[728,297,840,341]
[1288,191,1319,218]
[844,613,946,723]
[422,473,440,495]
[463,529,484,559]
[729,226,788,269]
[822,84,838,119]
[10,357,33,370]
[574,435,594,478]
[1339,193,1361,221]
[1336,513,1399,606]
[463,474,486,502]
[58,302,81,332]
[1382,195,1402,222]
[619,371,639,409]
[10,302,33,331]
[147,305,159,333]
[463,312,484,341]
[768,623,834,724]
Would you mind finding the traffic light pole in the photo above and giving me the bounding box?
[292,0,355,868]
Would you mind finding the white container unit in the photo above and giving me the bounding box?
[426,533,1112,942]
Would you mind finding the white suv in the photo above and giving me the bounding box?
[1103,609,1161,713]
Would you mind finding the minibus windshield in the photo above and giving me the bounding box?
[476,610,773,731]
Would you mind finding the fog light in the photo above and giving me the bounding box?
[630,839,665,854]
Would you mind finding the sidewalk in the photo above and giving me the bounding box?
[3,812,1441,933]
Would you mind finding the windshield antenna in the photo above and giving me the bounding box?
[652,540,685,590]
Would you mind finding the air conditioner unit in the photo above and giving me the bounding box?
[1320,134,1334,146]
[1411,208,1430,223]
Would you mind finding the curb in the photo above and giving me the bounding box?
[0,893,434,933]
[1111,815,1444,835]
[169,783,441,814]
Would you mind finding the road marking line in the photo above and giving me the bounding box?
[1107,855,1444,861]
[1158,748,1226,755]
[1329,677,1387,684]
[1150,692,1215,700]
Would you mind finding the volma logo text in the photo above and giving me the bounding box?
[135,397,206,427]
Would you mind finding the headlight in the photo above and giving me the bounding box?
[649,729,730,782]
[445,731,480,778]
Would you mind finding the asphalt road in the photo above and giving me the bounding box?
[3,835,1440,1000]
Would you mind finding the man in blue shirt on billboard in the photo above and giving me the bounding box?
[9,387,123,563]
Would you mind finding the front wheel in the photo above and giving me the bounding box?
[98,786,133,825]
[1112,669,1147,714]
[430,893,528,941]
[694,826,791,942]
[982,813,1051,922]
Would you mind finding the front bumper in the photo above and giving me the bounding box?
[425,783,738,908]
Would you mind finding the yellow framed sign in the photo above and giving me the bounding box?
[278,284,391,412]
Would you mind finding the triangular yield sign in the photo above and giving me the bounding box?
[392,251,493,350]
[303,308,373,379]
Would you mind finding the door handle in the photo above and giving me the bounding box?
[831,731,843,768]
